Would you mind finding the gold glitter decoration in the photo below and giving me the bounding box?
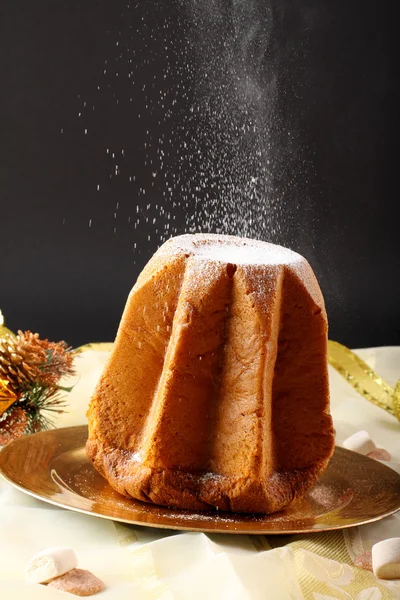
[328,340,400,422]
[0,406,28,445]
[0,378,18,417]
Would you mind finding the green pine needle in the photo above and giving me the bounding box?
[21,383,68,433]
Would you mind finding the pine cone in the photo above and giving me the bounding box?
[0,406,28,445]
[0,330,76,395]
[0,331,46,394]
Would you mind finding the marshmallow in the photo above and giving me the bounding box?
[342,430,376,455]
[26,546,78,584]
[372,538,400,580]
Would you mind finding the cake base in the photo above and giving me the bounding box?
[86,439,332,514]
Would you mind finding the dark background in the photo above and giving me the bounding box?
[1,0,398,349]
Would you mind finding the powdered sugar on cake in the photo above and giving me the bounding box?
[170,233,303,266]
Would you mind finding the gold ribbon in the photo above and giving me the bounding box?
[0,378,18,418]
[328,340,400,422]
[0,311,17,417]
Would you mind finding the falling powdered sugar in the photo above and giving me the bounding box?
[65,1,310,254]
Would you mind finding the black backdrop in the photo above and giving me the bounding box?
[1,0,399,349]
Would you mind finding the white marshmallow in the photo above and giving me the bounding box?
[372,538,400,580]
[26,546,78,584]
[342,430,376,455]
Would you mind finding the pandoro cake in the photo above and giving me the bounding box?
[86,234,335,514]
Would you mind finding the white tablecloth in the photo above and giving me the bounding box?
[1,347,399,599]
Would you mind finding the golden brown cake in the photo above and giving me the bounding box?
[86,234,335,514]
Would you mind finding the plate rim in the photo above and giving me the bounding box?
[1,425,399,535]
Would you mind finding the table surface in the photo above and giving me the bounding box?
[1,346,399,599]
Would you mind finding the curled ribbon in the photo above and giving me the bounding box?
[328,340,400,422]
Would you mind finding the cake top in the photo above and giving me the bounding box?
[164,233,304,266]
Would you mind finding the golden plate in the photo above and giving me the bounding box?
[1,425,399,535]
